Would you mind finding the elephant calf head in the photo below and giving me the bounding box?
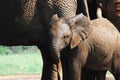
[50,13,91,64]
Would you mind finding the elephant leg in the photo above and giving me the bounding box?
[38,46,59,80]
[81,69,106,80]
[111,52,120,80]
[111,64,120,80]
[68,60,81,80]
[61,55,81,80]
[83,0,90,20]
[77,0,90,19]
[87,0,97,19]
[61,55,74,80]
[81,69,96,80]
[112,72,120,80]
[96,71,106,80]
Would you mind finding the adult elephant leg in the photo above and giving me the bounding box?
[96,71,106,80]
[77,0,90,19]
[38,46,59,80]
[112,73,120,80]
[107,0,120,31]
[81,69,106,80]
[83,0,90,19]
[87,0,98,19]
[111,52,120,80]
[81,69,96,80]
[111,69,120,80]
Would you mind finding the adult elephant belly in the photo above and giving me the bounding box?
[0,0,47,46]
[0,21,47,46]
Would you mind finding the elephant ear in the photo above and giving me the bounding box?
[70,13,91,49]
[70,30,82,49]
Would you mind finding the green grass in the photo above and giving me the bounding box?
[0,53,43,76]
[0,51,112,76]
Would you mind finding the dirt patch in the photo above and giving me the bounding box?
[0,74,115,80]
[0,75,41,80]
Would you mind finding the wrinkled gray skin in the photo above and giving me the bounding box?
[50,14,120,80]
[81,0,120,79]
[0,0,77,80]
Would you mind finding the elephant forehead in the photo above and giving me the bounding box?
[58,23,70,34]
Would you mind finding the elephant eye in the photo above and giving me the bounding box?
[64,35,69,39]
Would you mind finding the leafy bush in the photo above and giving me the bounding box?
[0,46,12,55]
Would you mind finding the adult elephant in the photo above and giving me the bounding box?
[0,0,77,80]
[106,0,120,31]
[50,14,120,80]
[81,0,120,31]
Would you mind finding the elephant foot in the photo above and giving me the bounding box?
[41,63,59,80]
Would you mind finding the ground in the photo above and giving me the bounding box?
[0,74,115,80]
[0,75,41,80]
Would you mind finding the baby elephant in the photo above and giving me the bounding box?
[50,13,120,80]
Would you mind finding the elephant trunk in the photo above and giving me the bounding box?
[51,49,60,64]
[50,40,60,64]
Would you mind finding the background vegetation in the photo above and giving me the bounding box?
[0,46,43,76]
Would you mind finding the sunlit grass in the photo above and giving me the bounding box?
[0,53,43,76]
